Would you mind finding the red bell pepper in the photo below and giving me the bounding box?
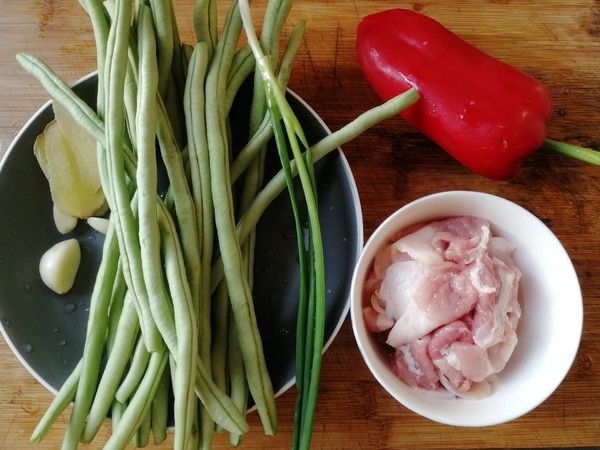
[356,8,553,180]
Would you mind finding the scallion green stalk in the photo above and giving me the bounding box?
[239,1,326,448]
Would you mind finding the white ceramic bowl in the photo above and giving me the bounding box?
[350,190,583,427]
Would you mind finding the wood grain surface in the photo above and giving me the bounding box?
[1,0,599,448]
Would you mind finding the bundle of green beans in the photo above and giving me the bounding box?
[16,0,419,448]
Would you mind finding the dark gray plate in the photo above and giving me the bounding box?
[0,73,362,400]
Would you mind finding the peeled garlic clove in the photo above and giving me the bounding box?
[53,204,78,234]
[87,216,109,234]
[39,238,81,294]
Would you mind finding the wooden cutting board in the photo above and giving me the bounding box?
[1,0,599,448]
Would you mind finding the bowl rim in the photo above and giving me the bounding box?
[350,190,583,427]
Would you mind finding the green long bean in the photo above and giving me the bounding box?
[20,47,251,438]
[103,0,163,355]
[133,406,152,448]
[133,0,166,366]
[77,0,109,117]
[22,0,425,447]
[150,360,170,445]
[205,0,277,436]
[103,345,169,450]
[151,186,247,436]
[156,97,201,311]
[81,296,140,443]
[29,361,82,444]
[194,0,217,60]
[227,307,249,447]
[105,262,127,352]
[115,334,151,403]
[157,193,200,448]
[183,40,216,448]
[59,219,120,449]
[148,0,174,99]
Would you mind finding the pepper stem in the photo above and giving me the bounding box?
[541,138,600,166]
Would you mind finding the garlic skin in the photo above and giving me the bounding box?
[39,238,81,294]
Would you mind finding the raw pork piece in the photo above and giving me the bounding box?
[363,216,521,398]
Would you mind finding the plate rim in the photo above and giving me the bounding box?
[0,71,364,401]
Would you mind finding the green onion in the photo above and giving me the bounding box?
[239,1,325,448]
